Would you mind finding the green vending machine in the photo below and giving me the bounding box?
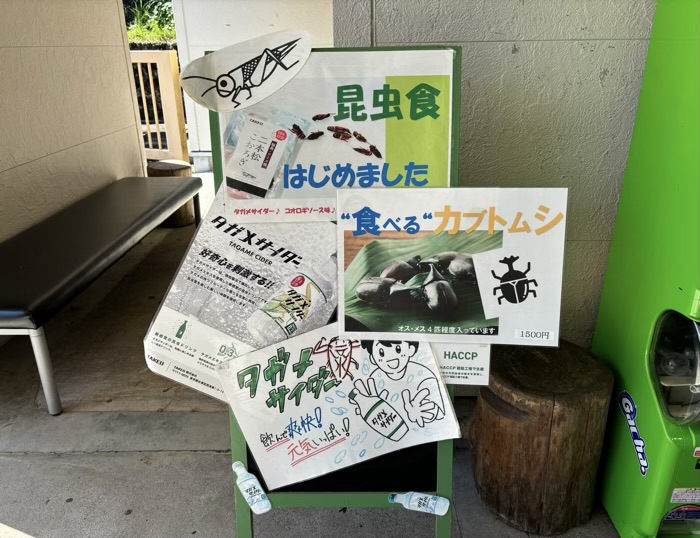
[592,0,700,536]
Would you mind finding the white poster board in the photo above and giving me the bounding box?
[219,48,458,202]
[144,195,337,400]
[217,323,460,489]
[338,187,568,346]
[433,343,491,385]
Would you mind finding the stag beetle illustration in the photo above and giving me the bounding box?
[491,256,538,305]
[183,38,301,108]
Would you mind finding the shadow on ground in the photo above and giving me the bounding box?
[0,227,618,538]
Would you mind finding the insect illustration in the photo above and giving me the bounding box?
[327,125,351,134]
[353,131,368,142]
[183,38,302,108]
[369,144,382,158]
[491,256,538,304]
[312,337,361,381]
[290,123,306,139]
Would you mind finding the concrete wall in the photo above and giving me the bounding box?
[174,0,334,152]
[0,0,145,243]
[334,0,655,348]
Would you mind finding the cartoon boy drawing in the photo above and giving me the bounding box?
[352,340,445,428]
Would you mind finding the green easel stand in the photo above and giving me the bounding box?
[207,45,462,536]
[229,387,455,538]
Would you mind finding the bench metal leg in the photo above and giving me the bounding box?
[193,193,202,226]
[28,328,63,416]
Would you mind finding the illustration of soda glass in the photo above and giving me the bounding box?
[246,255,337,346]
[232,461,272,515]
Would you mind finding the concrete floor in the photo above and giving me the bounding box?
[0,224,619,538]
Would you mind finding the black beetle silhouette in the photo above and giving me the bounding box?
[491,256,538,304]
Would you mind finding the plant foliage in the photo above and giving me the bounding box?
[124,0,176,44]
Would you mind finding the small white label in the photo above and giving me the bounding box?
[431,343,491,385]
[671,488,700,503]
[514,329,556,341]
[694,447,700,458]
[226,116,289,190]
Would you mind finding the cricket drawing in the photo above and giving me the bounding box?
[181,31,311,111]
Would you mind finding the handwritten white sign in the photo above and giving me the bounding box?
[217,323,460,489]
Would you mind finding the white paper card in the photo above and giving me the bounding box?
[337,187,567,346]
[217,323,460,489]
[432,343,491,385]
[181,29,311,112]
[144,194,338,400]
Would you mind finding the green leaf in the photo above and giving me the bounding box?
[423,264,447,286]
[344,231,502,332]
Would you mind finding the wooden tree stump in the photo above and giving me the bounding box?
[147,159,196,227]
[469,341,613,535]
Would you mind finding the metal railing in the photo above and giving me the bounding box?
[131,50,189,162]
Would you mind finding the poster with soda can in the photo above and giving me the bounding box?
[143,196,338,400]
[217,323,460,489]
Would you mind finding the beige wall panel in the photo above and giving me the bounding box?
[375,0,654,43]
[0,46,136,173]
[455,39,649,241]
[333,0,372,47]
[335,0,656,348]
[0,126,143,242]
[0,0,124,48]
[560,240,610,347]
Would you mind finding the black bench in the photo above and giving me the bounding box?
[0,176,202,415]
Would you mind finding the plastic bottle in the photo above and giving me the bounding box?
[246,255,337,346]
[232,461,272,515]
[388,492,450,516]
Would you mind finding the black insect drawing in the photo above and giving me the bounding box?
[183,38,301,108]
[491,255,538,305]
